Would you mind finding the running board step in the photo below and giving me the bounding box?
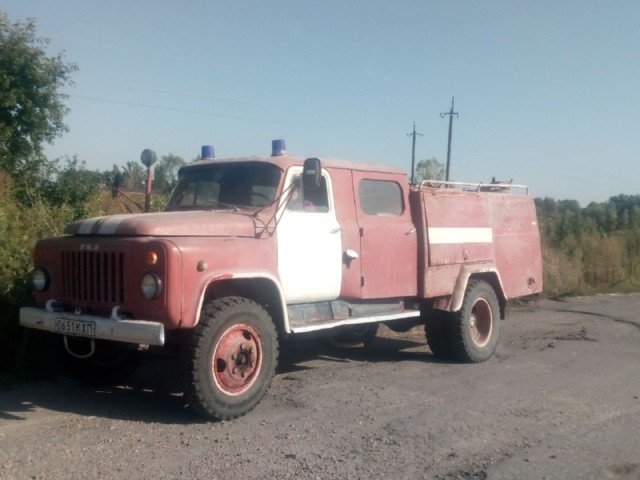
[287,300,421,334]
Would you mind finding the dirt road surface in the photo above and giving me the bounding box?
[2,294,640,479]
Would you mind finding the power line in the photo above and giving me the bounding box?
[406,121,423,184]
[440,97,459,181]
[68,94,329,128]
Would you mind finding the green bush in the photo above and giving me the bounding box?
[0,172,97,372]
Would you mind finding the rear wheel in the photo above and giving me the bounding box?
[447,280,501,363]
[189,296,278,420]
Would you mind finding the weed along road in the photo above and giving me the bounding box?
[2,293,640,479]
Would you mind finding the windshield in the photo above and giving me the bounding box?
[165,161,282,211]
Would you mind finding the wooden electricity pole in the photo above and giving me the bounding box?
[440,97,459,182]
[407,121,423,185]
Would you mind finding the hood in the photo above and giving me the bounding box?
[65,210,263,237]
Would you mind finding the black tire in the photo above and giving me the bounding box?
[424,310,453,359]
[325,323,378,348]
[189,296,278,421]
[446,280,501,363]
[55,336,140,386]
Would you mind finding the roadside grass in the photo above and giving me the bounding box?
[541,230,640,298]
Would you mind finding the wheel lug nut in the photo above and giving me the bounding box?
[231,353,237,360]
[232,367,238,374]
[250,362,255,368]
[241,372,246,378]
[240,343,246,350]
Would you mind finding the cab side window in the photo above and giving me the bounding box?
[358,179,403,216]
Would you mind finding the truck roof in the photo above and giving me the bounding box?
[179,155,408,176]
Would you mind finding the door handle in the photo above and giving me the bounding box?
[406,227,416,235]
[344,249,359,260]
[330,227,341,234]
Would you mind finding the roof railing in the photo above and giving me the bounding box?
[416,179,529,195]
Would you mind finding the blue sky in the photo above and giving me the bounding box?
[4,0,640,205]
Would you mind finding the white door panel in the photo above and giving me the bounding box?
[277,168,342,304]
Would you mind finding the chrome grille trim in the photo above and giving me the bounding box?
[61,251,125,303]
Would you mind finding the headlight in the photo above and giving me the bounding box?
[140,273,163,299]
[32,268,50,292]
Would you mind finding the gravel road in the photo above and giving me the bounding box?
[2,294,639,479]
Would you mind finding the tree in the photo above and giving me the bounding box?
[557,199,581,215]
[153,153,186,193]
[101,164,121,188]
[584,201,617,233]
[39,156,102,219]
[122,160,145,190]
[414,157,445,184]
[0,11,77,179]
[535,197,559,219]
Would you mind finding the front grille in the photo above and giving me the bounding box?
[61,251,125,303]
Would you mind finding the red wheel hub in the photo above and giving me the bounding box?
[469,298,493,348]
[212,323,262,396]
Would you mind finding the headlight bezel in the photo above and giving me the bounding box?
[32,268,50,292]
[140,273,163,300]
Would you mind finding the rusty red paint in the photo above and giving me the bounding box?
[418,187,542,301]
[350,170,418,299]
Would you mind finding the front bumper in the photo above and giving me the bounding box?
[20,306,166,346]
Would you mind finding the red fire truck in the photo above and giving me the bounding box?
[20,140,543,420]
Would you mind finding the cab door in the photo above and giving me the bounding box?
[351,171,418,298]
[277,167,342,303]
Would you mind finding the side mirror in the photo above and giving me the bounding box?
[303,157,322,192]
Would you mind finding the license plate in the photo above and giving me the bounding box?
[54,317,96,337]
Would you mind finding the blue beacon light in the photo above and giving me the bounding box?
[271,139,286,157]
[201,145,215,160]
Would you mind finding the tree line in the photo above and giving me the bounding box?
[536,195,640,243]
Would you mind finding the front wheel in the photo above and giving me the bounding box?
[447,280,501,363]
[189,297,278,421]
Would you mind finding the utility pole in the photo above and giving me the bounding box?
[440,97,459,182]
[407,121,423,185]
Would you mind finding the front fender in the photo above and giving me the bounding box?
[190,271,291,333]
